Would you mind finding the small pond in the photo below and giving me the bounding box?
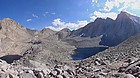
[0,55,22,63]
[72,47,108,60]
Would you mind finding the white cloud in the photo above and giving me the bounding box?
[26,19,32,22]
[90,11,118,20]
[52,18,65,26]
[92,0,98,3]
[104,0,140,12]
[77,21,89,28]
[131,2,140,10]
[65,21,88,30]
[43,12,49,16]
[32,14,39,18]
[46,18,89,31]
[90,0,140,20]
[46,26,62,31]
[104,0,119,11]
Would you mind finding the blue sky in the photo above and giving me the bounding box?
[0,0,140,31]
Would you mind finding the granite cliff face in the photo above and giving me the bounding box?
[70,11,140,46]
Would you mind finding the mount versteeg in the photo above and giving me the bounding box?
[70,11,140,46]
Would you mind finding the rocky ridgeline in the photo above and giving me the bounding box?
[1,57,140,78]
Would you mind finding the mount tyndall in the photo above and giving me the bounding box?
[0,11,140,78]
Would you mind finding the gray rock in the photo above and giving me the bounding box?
[0,73,13,78]
[19,72,36,78]
[51,70,57,76]
[57,75,63,78]
[124,74,135,78]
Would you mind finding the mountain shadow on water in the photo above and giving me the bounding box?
[0,55,22,63]
[72,47,108,60]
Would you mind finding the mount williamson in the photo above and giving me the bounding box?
[70,11,140,46]
[0,11,140,78]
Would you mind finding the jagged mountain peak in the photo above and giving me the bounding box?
[115,11,140,26]
[40,27,56,38]
[120,11,132,16]
[117,11,130,19]
[2,18,19,24]
[1,18,26,30]
[106,17,113,20]
[94,18,105,22]
[120,11,128,14]
[0,18,33,41]
[60,28,71,32]
[3,18,13,21]
[41,27,56,33]
[43,27,53,30]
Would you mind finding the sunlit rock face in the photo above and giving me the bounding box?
[0,18,33,56]
[0,18,58,57]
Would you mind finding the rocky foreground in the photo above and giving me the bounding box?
[1,57,140,78]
